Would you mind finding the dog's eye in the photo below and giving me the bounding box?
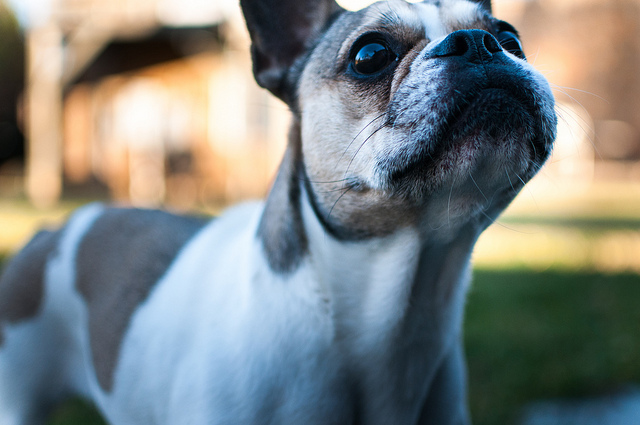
[497,31,525,60]
[495,22,526,60]
[353,41,397,75]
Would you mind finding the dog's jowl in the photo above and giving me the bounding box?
[0,0,556,424]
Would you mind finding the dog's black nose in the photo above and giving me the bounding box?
[431,30,502,63]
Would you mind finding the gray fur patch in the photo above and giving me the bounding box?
[0,230,59,347]
[257,121,309,274]
[75,208,207,392]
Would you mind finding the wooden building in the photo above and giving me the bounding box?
[25,0,289,208]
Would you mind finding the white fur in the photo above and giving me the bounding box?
[300,189,422,352]
[442,0,482,29]
[94,198,435,424]
[0,195,472,424]
[414,2,445,40]
[0,204,104,425]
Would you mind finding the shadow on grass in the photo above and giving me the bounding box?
[6,268,632,425]
[48,399,107,425]
[467,269,640,425]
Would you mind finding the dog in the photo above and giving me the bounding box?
[0,0,556,423]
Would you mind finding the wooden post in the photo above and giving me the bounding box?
[25,23,64,208]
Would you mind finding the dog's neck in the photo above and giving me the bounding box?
[302,200,478,348]
[258,120,481,419]
[261,118,481,333]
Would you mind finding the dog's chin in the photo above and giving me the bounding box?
[378,88,547,202]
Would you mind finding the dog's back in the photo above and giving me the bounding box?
[0,204,208,423]
[0,202,350,425]
[0,228,61,424]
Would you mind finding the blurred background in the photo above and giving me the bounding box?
[0,0,639,424]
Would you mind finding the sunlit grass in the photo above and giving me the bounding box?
[474,181,640,273]
[3,183,640,272]
[0,199,82,253]
[475,224,640,272]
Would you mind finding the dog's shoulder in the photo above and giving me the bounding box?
[70,205,209,391]
[75,205,209,285]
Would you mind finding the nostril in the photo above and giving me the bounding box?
[451,35,470,56]
[483,33,502,54]
[431,31,471,58]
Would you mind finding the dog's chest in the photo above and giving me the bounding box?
[100,207,460,425]
[97,215,344,423]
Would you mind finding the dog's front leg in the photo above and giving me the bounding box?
[417,337,471,425]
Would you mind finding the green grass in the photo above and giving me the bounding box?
[0,264,634,425]
[466,269,640,425]
[48,399,106,425]
[500,215,640,232]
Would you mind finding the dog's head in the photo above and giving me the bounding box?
[242,0,556,242]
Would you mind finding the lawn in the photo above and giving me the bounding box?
[466,268,640,425]
[33,268,639,425]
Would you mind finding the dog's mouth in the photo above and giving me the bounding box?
[377,84,553,199]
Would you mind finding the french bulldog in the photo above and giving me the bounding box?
[0,0,556,423]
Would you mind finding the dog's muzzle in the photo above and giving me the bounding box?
[378,28,557,198]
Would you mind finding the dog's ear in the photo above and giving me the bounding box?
[240,0,344,103]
